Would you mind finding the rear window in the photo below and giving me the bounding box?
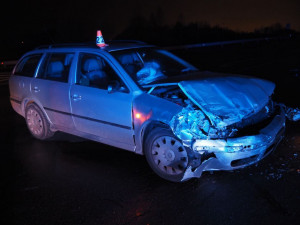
[13,54,42,77]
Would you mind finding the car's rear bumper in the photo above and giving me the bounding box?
[182,105,286,181]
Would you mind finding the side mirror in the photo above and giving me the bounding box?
[107,80,120,94]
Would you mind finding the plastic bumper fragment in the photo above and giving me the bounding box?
[286,107,300,121]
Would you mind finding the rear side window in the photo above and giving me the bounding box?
[13,54,42,77]
[37,53,74,83]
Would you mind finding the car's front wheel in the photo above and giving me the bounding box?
[25,103,54,140]
[144,127,189,182]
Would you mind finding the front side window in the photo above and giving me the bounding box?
[76,53,128,92]
[13,54,42,77]
[37,53,74,83]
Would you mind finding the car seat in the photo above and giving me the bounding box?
[118,54,141,80]
[83,58,108,88]
[47,61,64,80]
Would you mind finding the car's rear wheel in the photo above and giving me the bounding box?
[144,127,188,182]
[25,103,54,140]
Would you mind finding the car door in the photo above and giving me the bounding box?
[69,52,135,150]
[30,52,75,130]
[9,54,43,115]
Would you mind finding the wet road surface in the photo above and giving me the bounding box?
[1,38,300,225]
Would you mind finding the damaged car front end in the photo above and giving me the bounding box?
[132,75,299,182]
[180,104,286,181]
[112,47,300,182]
[170,78,288,181]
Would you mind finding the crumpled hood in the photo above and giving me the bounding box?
[178,77,275,127]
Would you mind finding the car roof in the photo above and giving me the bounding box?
[32,41,154,53]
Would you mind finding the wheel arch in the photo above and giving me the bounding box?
[138,120,172,155]
[23,98,54,127]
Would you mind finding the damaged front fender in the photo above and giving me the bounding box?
[132,92,183,154]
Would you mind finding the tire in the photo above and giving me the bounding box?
[25,103,54,140]
[144,127,189,182]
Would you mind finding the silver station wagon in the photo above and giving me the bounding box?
[9,41,300,182]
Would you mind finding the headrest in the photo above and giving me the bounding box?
[119,54,134,65]
[83,59,102,72]
[47,61,64,74]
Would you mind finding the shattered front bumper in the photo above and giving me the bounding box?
[182,106,286,181]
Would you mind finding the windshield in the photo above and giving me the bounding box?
[111,48,198,85]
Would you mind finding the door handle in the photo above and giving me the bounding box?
[72,94,82,101]
[33,86,40,92]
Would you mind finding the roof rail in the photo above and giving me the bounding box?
[35,42,97,50]
[106,40,147,44]
[34,40,148,50]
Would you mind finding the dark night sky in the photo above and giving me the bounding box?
[1,0,299,58]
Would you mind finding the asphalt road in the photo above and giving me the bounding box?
[1,38,300,225]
